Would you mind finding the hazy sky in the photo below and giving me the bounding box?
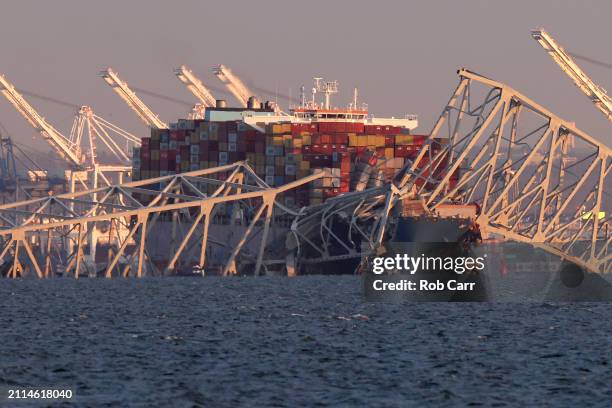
[0,0,610,169]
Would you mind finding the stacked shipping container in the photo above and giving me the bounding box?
[133,119,443,206]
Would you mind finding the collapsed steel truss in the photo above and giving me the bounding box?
[399,69,611,273]
[289,69,610,275]
[0,162,320,278]
[1,69,609,277]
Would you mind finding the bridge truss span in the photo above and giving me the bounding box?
[399,69,611,273]
[0,162,321,278]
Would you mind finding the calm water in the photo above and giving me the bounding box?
[1,276,611,407]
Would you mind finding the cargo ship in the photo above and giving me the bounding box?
[133,78,428,207]
[129,78,461,276]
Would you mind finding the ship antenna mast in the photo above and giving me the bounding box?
[314,77,338,109]
[300,85,306,108]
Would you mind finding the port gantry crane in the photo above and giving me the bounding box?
[174,65,217,120]
[0,73,140,190]
[532,28,612,125]
[212,64,254,107]
[175,65,217,107]
[100,68,168,129]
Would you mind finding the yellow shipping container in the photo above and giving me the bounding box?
[293,138,303,148]
[396,135,414,145]
[299,160,310,170]
[302,134,311,145]
[272,123,289,134]
[376,136,386,146]
[272,136,283,146]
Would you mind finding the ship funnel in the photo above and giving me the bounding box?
[247,96,261,109]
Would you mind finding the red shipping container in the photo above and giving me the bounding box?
[414,135,428,144]
[312,134,321,144]
[321,134,332,144]
[381,126,402,135]
[353,123,365,134]
[170,130,185,141]
[255,142,265,154]
[394,145,409,158]
[226,121,237,132]
[141,137,150,146]
[333,134,348,144]
[242,130,257,140]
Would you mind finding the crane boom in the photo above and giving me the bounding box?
[100,68,168,129]
[212,65,253,107]
[0,74,83,167]
[175,65,216,107]
[532,28,612,122]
